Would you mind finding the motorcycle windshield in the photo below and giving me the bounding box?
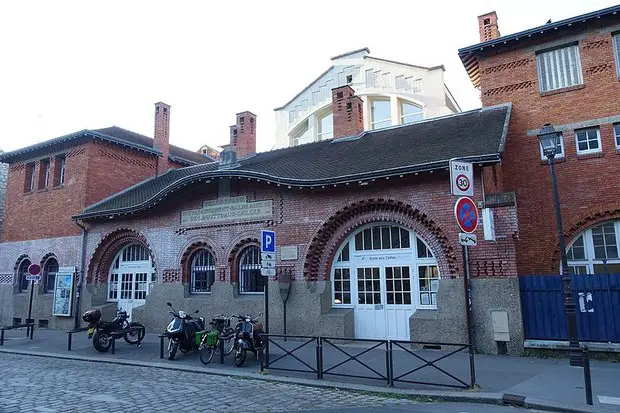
[236,322,253,335]
[167,318,183,333]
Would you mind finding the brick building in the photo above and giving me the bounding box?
[0,103,218,329]
[459,5,620,276]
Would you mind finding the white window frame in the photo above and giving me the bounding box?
[540,134,565,160]
[317,111,333,141]
[331,224,439,310]
[567,220,620,274]
[536,44,583,93]
[613,33,620,77]
[575,127,602,155]
[399,100,423,125]
[370,98,391,130]
[614,124,620,149]
[290,120,312,146]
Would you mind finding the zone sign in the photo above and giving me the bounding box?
[450,159,474,197]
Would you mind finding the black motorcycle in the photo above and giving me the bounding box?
[164,302,205,360]
[232,313,264,367]
[81,308,145,353]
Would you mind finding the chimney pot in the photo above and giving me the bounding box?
[478,11,501,43]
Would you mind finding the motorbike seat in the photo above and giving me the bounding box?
[189,319,204,330]
[253,322,263,333]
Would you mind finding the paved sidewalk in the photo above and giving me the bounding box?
[1,328,619,412]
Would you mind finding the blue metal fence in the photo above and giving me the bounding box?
[519,274,620,342]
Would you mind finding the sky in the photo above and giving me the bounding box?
[0,0,617,154]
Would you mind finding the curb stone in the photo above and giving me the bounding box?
[0,347,601,413]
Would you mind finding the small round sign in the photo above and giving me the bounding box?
[27,263,41,276]
[454,197,479,234]
[455,174,470,192]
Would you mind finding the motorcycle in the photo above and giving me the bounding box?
[81,308,145,353]
[164,302,205,360]
[231,313,264,367]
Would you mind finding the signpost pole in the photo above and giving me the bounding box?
[462,244,476,386]
[264,281,269,365]
[27,280,35,331]
[261,229,276,367]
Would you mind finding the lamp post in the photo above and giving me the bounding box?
[537,123,581,365]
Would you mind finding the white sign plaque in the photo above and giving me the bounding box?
[280,246,298,261]
[180,196,273,226]
[450,159,474,197]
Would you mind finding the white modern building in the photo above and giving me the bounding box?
[274,48,461,148]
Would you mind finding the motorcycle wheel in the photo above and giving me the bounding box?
[200,345,215,365]
[92,330,112,353]
[167,339,179,360]
[123,322,145,345]
[234,349,247,367]
[222,328,235,356]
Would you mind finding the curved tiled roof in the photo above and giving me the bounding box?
[76,104,511,220]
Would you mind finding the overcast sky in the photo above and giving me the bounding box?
[0,0,617,154]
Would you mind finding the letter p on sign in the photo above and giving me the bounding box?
[261,230,276,253]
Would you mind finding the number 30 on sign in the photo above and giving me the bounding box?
[450,159,473,197]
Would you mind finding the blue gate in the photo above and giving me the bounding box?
[519,274,620,342]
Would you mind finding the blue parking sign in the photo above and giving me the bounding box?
[261,230,276,253]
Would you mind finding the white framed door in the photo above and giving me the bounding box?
[108,244,153,320]
[354,267,386,339]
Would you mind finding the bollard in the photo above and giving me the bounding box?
[582,346,593,406]
[159,336,164,359]
[219,335,224,365]
[111,337,116,355]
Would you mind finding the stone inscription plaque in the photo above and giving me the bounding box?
[180,196,273,226]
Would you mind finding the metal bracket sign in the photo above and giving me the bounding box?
[459,233,478,246]
[261,230,276,276]
[455,197,479,234]
[450,159,474,197]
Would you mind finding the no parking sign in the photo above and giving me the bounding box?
[454,197,479,234]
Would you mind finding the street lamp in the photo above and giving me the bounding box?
[537,123,581,365]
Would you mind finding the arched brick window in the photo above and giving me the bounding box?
[43,257,59,294]
[189,249,215,293]
[238,246,264,294]
[567,219,620,274]
[17,257,31,293]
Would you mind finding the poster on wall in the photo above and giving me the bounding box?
[52,267,75,317]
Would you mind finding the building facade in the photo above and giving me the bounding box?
[459,5,620,277]
[0,103,218,329]
[274,48,461,148]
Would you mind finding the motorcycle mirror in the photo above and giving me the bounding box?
[194,310,199,314]
[166,302,172,307]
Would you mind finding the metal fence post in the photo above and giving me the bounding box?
[387,341,393,386]
[159,336,164,359]
[583,346,593,405]
[317,337,323,380]
[469,344,476,388]
[219,335,224,364]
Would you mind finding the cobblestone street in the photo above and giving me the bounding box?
[0,353,416,412]
[0,353,543,413]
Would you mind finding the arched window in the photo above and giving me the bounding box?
[400,100,423,124]
[190,249,215,293]
[370,98,391,129]
[238,246,264,294]
[43,257,59,293]
[108,244,152,302]
[567,220,620,274]
[17,258,31,293]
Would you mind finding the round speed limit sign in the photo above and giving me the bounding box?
[456,174,470,192]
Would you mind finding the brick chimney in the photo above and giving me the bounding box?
[478,12,500,42]
[154,102,171,175]
[229,111,256,159]
[331,85,364,139]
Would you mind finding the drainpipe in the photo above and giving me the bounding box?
[73,219,88,329]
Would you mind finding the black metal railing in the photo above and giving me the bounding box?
[259,334,474,389]
[390,341,473,389]
[320,337,390,385]
[260,334,320,378]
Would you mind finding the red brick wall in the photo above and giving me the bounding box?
[85,141,157,207]
[476,23,620,274]
[3,146,89,240]
[2,141,159,242]
[332,86,364,139]
[88,172,519,282]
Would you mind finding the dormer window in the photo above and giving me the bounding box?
[290,120,312,146]
[400,101,423,124]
